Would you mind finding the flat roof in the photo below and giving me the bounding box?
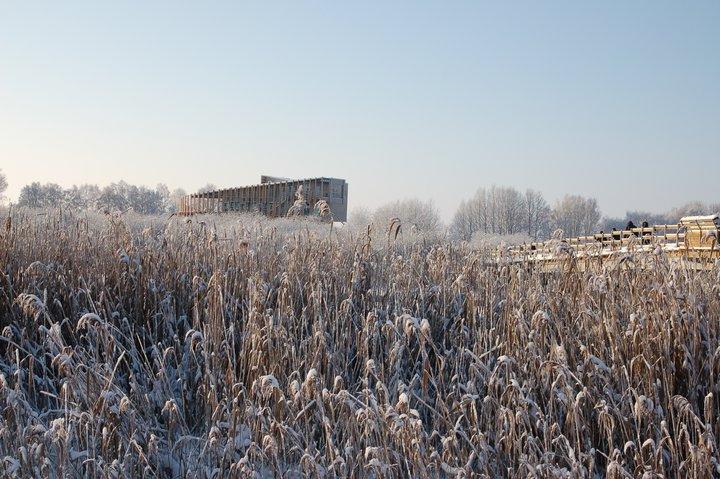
[189,177,347,198]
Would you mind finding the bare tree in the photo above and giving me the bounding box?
[450,199,474,240]
[16,180,189,214]
[451,186,549,240]
[373,199,441,234]
[63,184,101,210]
[348,206,372,228]
[667,201,711,220]
[169,188,187,213]
[18,182,64,208]
[494,186,525,234]
[602,210,670,231]
[551,195,601,237]
[452,189,491,240]
[0,169,7,201]
[523,189,550,240]
[197,184,217,194]
[127,185,164,214]
[155,183,171,212]
[98,182,132,212]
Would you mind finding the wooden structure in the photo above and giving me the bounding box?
[503,215,720,271]
[179,176,348,221]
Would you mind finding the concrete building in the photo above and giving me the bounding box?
[179,176,348,221]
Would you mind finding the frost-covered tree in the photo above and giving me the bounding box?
[97,183,169,214]
[523,189,550,240]
[451,192,490,241]
[492,186,525,235]
[625,210,669,226]
[551,195,601,237]
[348,205,372,228]
[450,199,472,240]
[155,183,171,212]
[451,186,548,240]
[373,199,441,234]
[63,185,85,210]
[127,185,164,214]
[18,182,64,208]
[451,188,495,240]
[18,183,42,208]
[63,184,101,210]
[0,169,7,201]
[16,180,189,214]
[197,184,217,194]
[667,201,712,220]
[168,188,187,213]
[601,204,720,232]
[601,210,670,232]
[97,182,132,212]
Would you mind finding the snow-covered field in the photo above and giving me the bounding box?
[1,209,719,477]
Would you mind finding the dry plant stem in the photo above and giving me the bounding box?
[0,208,718,478]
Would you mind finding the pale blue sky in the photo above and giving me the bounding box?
[1,1,718,218]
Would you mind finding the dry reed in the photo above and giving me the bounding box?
[0,208,718,478]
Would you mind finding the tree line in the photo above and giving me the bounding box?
[600,201,720,232]
[352,186,718,242]
[2,169,717,242]
[454,189,719,241]
[351,188,603,241]
[14,181,187,215]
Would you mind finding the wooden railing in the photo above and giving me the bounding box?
[505,215,719,265]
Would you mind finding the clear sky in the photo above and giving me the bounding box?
[1,1,718,219]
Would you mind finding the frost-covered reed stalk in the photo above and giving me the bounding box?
[0,208,719,477]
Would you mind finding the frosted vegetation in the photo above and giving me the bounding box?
[15,181,186,215]
[449,187,718,242]
[9,176,719,242]
[1,208,719,477]
[0,170,7,204]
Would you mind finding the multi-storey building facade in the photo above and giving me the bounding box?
[179,176,348,221]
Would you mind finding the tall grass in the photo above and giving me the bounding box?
[0,208,719,477]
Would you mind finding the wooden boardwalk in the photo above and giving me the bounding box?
[502,215,719,271]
